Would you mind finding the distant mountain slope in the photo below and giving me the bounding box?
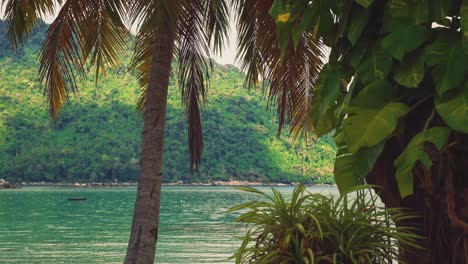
[0,20,336,184]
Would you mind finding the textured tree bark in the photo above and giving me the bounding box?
[125,26,175,264]
[366,106,468,264]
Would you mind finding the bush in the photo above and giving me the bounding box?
[229,185,421,263]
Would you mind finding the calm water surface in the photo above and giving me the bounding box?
[0,186,337,263]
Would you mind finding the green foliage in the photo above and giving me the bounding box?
[230,185,421,263]
[310,64,342,137]
[394,127,451,198]
[0,20,336,184]
[268,0,466,197]
[334,142,384,194]
[434,82,468,133]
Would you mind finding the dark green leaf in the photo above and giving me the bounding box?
[425,32,468,95]
[355,0,374,8]
[348,80,397,110]
[381,25,430,61]
[347,5,369,46]
[393,52,425,88]
[394,127,451,198]
[388,0,428,23]
[334,142,384,194]
[357,45,393,84]
[311,64,342,137]
[431,43,468,95]
[435,82,468,133]
[461,0,468,54]
[429,0,454,22]
[424,31,458,66]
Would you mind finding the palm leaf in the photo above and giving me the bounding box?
[1,0,60,48]
[38,0,129,118]
[234,0,325,140]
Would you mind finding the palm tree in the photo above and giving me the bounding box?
[232,0,325,140]
[2,0,229,263]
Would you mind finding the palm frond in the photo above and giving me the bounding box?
[39,0,86,118]
[39,0,129,118]
[1,0,60,48]
[177,0,212,170]
[80,0,130,82]
[205,0,230,55]
[234,0,325,140]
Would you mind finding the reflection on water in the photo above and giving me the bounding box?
[0,186,337,263]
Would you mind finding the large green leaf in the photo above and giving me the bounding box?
[424,32,458,66]
[394,127,451,198]
[431,43,468,95]
[344,102,409,153]
[311,64,342,137]
[425,32,468,95]
[381,25,430,61]
[357,45,393,85]
[388,0,429,24]
[435,82,468,133]
[429,0,454,22]
[355,0,374,8]
[393,52,425,88]
[348,80,396,110]
[334,142,384,194]
[346,4,369,46]
[461,0,468,53]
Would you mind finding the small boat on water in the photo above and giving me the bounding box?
[68,198,87,201]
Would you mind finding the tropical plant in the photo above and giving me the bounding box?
[236,0,468,263]
[229,185,421,264]
[2,0,229,263]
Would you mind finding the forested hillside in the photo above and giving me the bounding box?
[0,20,336,184]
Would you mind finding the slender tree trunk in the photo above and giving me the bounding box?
[125,26,175,264]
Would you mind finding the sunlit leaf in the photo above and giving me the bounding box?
[344,101,409,153]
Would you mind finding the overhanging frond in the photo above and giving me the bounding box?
[39,0,86,118]
[39,0,129,118]
[205,0,230,55]
[177,0,211,170]
[1,0,61,48]
[234,0,325,140]
[80,0,130,82]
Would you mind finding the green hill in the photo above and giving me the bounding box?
[0,21,336,184]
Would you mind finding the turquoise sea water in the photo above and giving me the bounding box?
[0,186,337,263]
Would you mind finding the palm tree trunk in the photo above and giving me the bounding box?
[125,27,175,264]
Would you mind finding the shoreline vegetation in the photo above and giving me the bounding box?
[1,179,336,188]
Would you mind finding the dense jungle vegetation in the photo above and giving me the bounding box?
[0,20,335,184]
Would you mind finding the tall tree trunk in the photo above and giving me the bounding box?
[125,27,175,264]
[366,104,468,264]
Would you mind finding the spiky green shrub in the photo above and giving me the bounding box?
[229,185,421,264]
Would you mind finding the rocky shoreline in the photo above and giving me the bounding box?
[9,180,335,188]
